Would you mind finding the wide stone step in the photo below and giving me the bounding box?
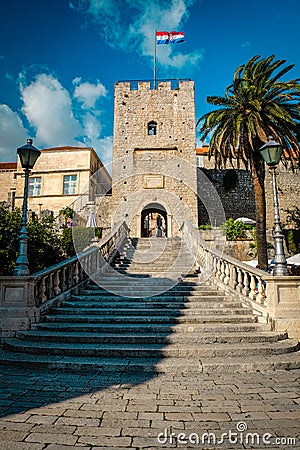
[78,290,226,298]
[43,313,257,324]
[116,253,192,262]
[16,330,288,345]
[71,295,228,305]
[33,321,266,334]
[4,338,299,358]
[83,283,211,289]
[0,348,299,373]
[80,288,222,297]
[63,299,244,309]
[115,261,193,269]
[52,305,251,316]
[115,270,192,276]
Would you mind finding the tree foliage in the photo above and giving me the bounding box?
[0,204,22,275]
[198,55,300,268]
[221,218,254,241]
[0,204,63,275]
[27,215,63,273]
[60,227,103,257]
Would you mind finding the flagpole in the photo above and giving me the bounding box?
[154,29,157,90]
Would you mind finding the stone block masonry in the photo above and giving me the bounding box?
[96,80,198,237]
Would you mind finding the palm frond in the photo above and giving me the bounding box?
[197,54,300,171]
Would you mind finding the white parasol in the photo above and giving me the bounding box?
[86,211,97,227]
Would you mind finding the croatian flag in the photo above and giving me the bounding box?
[156,31,185,45]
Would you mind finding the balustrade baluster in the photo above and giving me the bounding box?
[224,262,230,285]
[242,271,250,296]
[81,254,88,275]
[230,265,238,290]
[212,256,217,275]
[74,262,79,284]
[53,270,61,295]
[256,278,266,304]
[70,264,75,288]
[62,267,67,291]
[216,259,221,279]
[48,273,54,299]
[39,277,47,303]
[249,274,257,300]
[237,269,243,292]
[220,261,225,282]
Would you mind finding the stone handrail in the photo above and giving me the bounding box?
[197,237,269,314]
[182,221,300,339]
[0,221,130,340]
[32,220,129,309]
[32,246,98,310]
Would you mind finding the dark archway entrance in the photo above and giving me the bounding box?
[141,203,167,237]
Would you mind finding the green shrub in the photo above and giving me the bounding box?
[286,230,297,255]
[61,226,102,257]
[0,204,63,275]
[27,216,63,273]
[0,204,22,275]
[222,218,251,241]
[198,224,212,230]
[59,206,74,219]
[60,228,76,257]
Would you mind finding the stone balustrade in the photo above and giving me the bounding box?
[197,239,268,314]
[0,221,129,340]
[196,231,300,339]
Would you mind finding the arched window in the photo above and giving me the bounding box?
[148,121,157,135]
[223,169,238,192]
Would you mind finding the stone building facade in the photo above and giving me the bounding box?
[196,147,300,229]
[13,146,111,218]
[265,166,300,229]
[0,162,17,207]
[96,80,198,237]
[197,167,255,225]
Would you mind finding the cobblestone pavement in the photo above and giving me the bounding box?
[0,366,299,450]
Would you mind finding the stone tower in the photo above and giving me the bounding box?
[102,79,198,237]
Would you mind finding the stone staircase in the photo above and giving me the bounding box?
[0,237,299,373]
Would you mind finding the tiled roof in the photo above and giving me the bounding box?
[196,147,209,155]
[0,162,17,170]
[41,146,94,152]
[196,147,299,160]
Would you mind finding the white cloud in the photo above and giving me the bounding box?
[0,105,27,161]
[17,72,112,166]
[20,74,83,147]
[73,80,107,109]
[157,46,204,72]
[133,0,191,55]
[85,135,113,169]
[242,41,250,48]
[82,111,102,138]
[0,71,112,165]
[70,0,203,71]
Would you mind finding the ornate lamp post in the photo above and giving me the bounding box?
[259,136,289,276]
[13,139,41,276]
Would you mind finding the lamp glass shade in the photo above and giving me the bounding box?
[17,140,41,170]
[259,141,282,166]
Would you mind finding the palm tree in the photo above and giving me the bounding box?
[198,55,300,269]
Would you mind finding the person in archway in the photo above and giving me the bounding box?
[156,215,163,237]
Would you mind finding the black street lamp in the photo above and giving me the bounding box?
[259,136,289,276]
[13,139,41,276]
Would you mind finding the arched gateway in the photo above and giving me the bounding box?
[141,203,167,237]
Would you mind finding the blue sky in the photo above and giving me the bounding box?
[1,0,300,165]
